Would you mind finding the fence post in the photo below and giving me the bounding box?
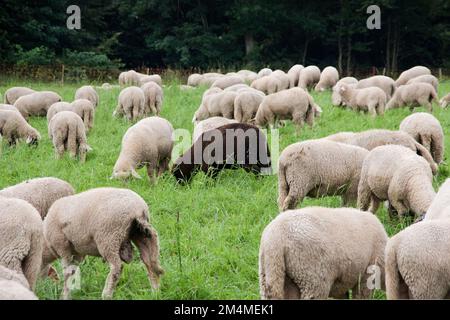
[146,67,149,75]
[61,64,65,85]
[439,68,442,80]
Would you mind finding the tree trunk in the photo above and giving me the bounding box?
[302,39,310,66]
[337,3,343,75]
[386,17,391,75]
[245,33,255,55]
[346,33,352,76]
[391,24,399,75]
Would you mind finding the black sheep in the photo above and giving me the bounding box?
[172,123,272,182]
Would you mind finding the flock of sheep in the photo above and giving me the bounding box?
[0,63,450,300]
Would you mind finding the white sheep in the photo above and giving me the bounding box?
[357,145,435,218]
[141,82,163,116]
[233,90,265,123]
[4,87,35,104]
[278,139,369,211]
[0,110,41,145]
[48,111,92,162]
[42,187,164,300]
[139,74,163,86]
[112,117,174,182]
[259,207,387,299]
[331,77,358,106]
[193,90,237,122]
[0,196,44,290]
[211,76,245,89]
[298,65,320,90]
[314,66,339,91]
[257,68,272,78]
[13,91,62,119]
[114,86,146,121]
[0,265,38,300]
[356,75,396,99]
[118,70,140,86]
[399,112,444,164]
[406,74,439,92]
[395,66,431,87]
[187,73,203,87]
[192,117,237,142]
[271,70,290,90]
[439,93,450,108]
[287,64,304,88]
[47,99,95,132]
[74,85,99,108]
[250,75,282,94]
[339,84,387,116]
[237,69,258,83]
[386,82,438,112]
[0,103,21,113]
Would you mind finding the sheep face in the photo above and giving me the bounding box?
[111,168,142,180]
[26,129,41,146]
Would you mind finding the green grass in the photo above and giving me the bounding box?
[1,79,449,300]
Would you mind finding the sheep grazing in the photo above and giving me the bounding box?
[406,74,439,92]
[271,70,290,90]
[331,77,358,106]
[298,65,320,90]
[46,102,71,122]
[287,64,304,88]
[356,75,396,100]
[192,117,237,143]
[255,87,319,134]
[4,87,35,104]
[395,66,431,87]
[314,66,339,92]
[399,112,444,164]
[0,177,75,219]
[74,85,99,108]
[234,90,265,123]
[278,139,369,211]
[42,187,164,300]
[250,75,282,94]
[118,70,140,86]
[0,265,38,300]
[139,74,163,87]
[257,68,272,78]
[237,69,258,83]
[0,110,41,145]
[386,82,438,112]
[439,93,450,108]
[13,91,62,119]
[339,84,387,116]
[114,86,146,121]
[259,207,387,299]
[224,84,251,92]
[48,111,92,162]
[193,90,237,122]
[385,180,450,299]
[112,117,174,182]
[0,197,44,290]
[325,129,438,174]
[47,99,95,132]
[172,123,271,183]
[187,73,203,87]
[357,145,435,218]
[141,82,163,116]
[0,103,20,113]
[211,75,245,89]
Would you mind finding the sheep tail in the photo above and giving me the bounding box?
[131,216,164,290]
[414,141,438,175]
[277,162,289,211]
[259,231,285,299]
[385,238,406,299]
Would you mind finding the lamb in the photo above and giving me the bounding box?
[47,99,95,131]
[277,139,369,211]
[325,129,438,174]
[298,65,321,90]
[114,86,146,121]
[13,91,62,119]
[0,197,44,290]
[193,90,237,122]
[172,123,271,182]
[255,87,319,134]
[356,75,396,99]
[192,117,237,142]
[287,64,304,88]
[439,93,450,108]
[314,66,339,91]
[0,265,38,300]
[233,90,265,123]
[211,76,245,89]
[118,70,140,86]
[339,84,386,116]
[0,110,41,145]
[139,74,163,86]
[141,82,163,116]
[395,66,431,87]
[187,73,203,87]
[259,207,387,299]
[386,82,438,112]
[357,145,435,218]
[399,112,444,164]
[250,75,282,94]
[48,111,92,162]
[257,68,272,78]
[271,70,290,90]
[406,74,439,92]
[331,77,358,106]
[4,87,35,104]
[74,85,99,108]
[42,187,164,300]
[0,177,75,219]
[112,117,174,182]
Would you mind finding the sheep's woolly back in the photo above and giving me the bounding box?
[211,76,245,89]
[395,66,431,87]
[0,109,41,145]
[13,91,62,118]
[0,177,74,218]
[75,85,99,108]
[259,207,387,299]
[0,265,37,300]
[356,75,395,99]
[425,179,450,220]
[4,87,35,105]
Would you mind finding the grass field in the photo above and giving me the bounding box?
[1,79,449,300]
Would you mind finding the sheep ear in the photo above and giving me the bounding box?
[131,169,142,179]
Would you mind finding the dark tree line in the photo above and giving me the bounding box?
[0,0,449,74]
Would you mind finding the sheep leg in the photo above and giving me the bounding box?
[357,178,372,212]
[21,234,44,290]
[124,105,133,121]
[53,136,65,159]
[368,196,381,213]
[61,257,81,300]
[389,198,408,217]
[132,105,141,121]
[281,185,306,211]
[146,163,157,184]
[157,157,170,176]
[419,134,432,160]
[368,104,377,117]
[101,255,123,300]
[156,97,162,116]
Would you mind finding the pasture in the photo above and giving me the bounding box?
[1,79,449,300]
